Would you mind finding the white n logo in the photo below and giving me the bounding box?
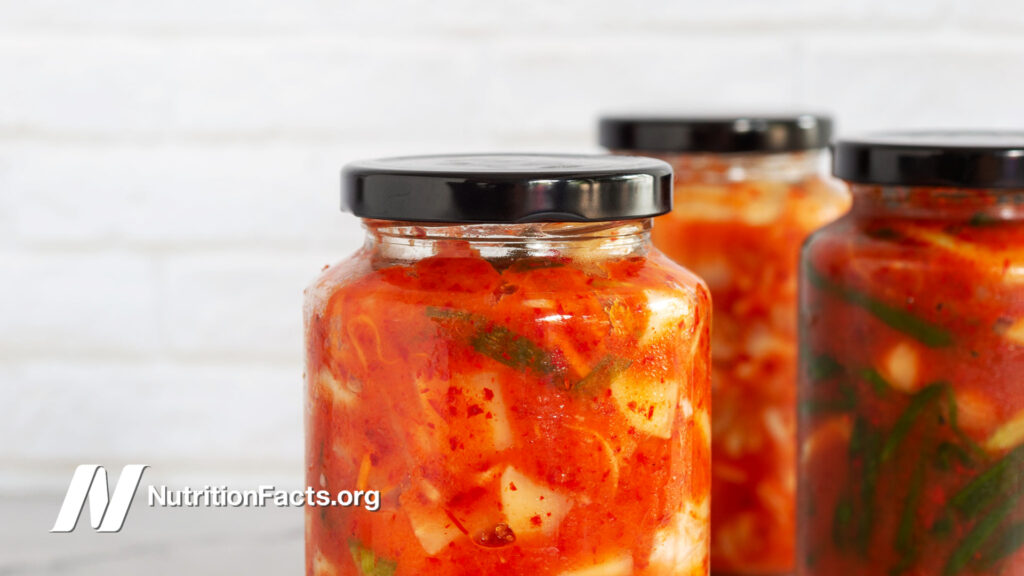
[51,465,148,533]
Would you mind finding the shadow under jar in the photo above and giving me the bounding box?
[601,114,850,576]
[304,154,712,576]
[799,133,1024,576]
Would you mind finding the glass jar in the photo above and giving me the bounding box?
[602,115,849,575]
[798,133,1024,576]
[304,154,712,576]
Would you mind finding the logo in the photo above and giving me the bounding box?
[51,465,148,533]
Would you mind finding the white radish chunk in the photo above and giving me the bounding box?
[564,424,620,491]
[953,388,998,437]
[610,369,680,439]
[500,466,573,538]
[405,504,461,556]
[413,372,512,456]
[466,373,513,450]
[640,290,694,347]
[985,408,1024,453]
[800,416,852,466]
[647,498,709,575]
[668,189,734,222]
[879,342,919,393]
[1003,318,1024,346]
[317,369,359,407]
[401,481,461,555]
[559,553,633,576]
[312,549,340,576]
[696,405,711,452]
[739,188,785,225]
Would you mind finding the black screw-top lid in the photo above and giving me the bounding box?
[833,131,1024,189]
[598,114,833,153]
[342,153,673,223]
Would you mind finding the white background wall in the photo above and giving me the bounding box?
[2,0,1023,494]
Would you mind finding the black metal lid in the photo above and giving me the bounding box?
[342,153,673,223]
[598,113,832,153]
[833,131,1024,189]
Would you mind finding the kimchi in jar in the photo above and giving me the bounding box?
[304,154,712,576]
[601,115,849,575]
[799,132,1024,576]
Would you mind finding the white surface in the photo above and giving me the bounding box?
[1,0,1024,494]
[0,495,302,575]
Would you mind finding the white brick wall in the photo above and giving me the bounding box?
[0,361,302,492]
[0,252,160,358]
[160,251,336,361]
[1,0,1023,493]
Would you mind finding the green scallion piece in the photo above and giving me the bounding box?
[348,540,397,576]
[881,384,945,463]
[943,492,1023,576]
[805,264,953,348]
[426,307,557,376]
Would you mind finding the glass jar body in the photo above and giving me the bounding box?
[623,150,849,575]
[304,219,712,576]
[798,185,1024,576]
